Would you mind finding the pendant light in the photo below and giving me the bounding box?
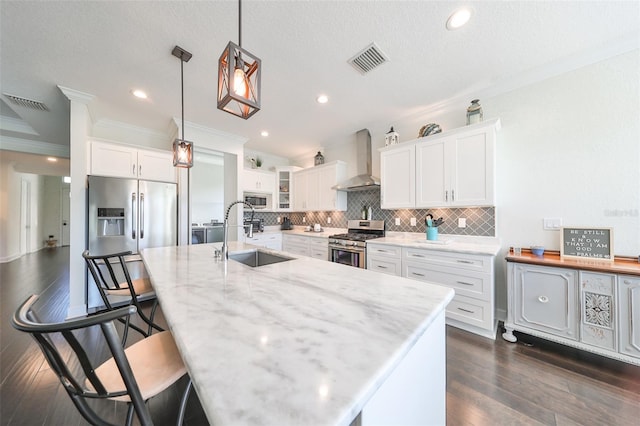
[172,45,194,168]
[217,0,261,119]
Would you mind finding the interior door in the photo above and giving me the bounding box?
[61,187,70,246]
[20,179,31,255]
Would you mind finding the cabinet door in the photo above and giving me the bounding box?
[90,141,138,178]
[416,140,447,207]
[619,276,640,358]
[513,264,579,340]
[451,130,495,206]
[380,144,415,209]
[137,149,176,183]
[244,169,275,193]
[293,171,308,211]
[580,272,616,351]
[304,169,319,211]
[276,169,293,211]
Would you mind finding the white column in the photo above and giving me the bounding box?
[58,86,94,318]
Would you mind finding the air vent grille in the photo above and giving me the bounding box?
[3,93,48,111]
[348,43,389,75]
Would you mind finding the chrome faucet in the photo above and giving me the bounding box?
[221,200,255,260]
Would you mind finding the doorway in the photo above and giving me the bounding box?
[20,179,31,255]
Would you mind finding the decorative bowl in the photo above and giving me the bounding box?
[531,246,545,256]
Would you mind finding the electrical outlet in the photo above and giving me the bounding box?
[302,217,306,223]
[395,218,401,226]
[277,217,281,223]
[410,217,417,226]
[543,217,562,230]
[327,217,331,224]
[458,218,466,228]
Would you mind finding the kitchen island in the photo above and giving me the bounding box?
[141,242,454,425]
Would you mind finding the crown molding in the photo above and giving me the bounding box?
[93,118,169,140]
[57,86,94,104]
[0,116,39,135]
[0,136,69,157]
[171,117,247,145]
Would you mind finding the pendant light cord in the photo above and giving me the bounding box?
[180,55,185,141]
[238,0,242,48]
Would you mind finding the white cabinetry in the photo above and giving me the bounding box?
[367,244,402,276]
[245,233,282,251]
[380,145,415,209]
[379,119,499,209]
[619,275,640,358]
[243,169,275,194]
[282,234,328,260]
[89,140,176,183]
[402,247,496,338]
[503,258,640,365]
[275,167,301,211]
[292,161,347,211]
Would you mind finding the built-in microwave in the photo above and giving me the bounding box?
[244,194,268,209]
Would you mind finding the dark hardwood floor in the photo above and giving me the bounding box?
[2,248,639,425]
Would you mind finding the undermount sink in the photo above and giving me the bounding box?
[228,250,294,268]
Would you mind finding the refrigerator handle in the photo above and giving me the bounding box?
[131,192,136,239]
[140,193,144,239]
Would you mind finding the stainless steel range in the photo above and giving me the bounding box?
[328,220,385,268]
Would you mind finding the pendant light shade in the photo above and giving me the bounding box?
[217,0,261,119]
[172,45,194,168]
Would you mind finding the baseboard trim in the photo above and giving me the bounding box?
[0,253,22,263]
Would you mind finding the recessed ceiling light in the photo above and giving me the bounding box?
[261,130,269,137]
[47,157,58,162]
[446,8,472,30]
[316,95,329,104]
[132,89,148,99]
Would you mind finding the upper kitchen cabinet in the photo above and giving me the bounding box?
[380,144,415,209]
[276,166,302,211]
[293,161,347,211]
[89,140,177,183]
[380,119,500,209]
[243,169,276,194]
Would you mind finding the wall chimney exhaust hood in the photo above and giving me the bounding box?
[333,129,380,192]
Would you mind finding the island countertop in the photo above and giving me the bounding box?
[141,242,454,425]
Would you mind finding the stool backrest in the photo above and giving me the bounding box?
[11,295,153,426]
[83,250,135,309]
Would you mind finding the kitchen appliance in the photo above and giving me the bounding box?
[244,194,267,209]
[244,218,264,233]
[88,176,177,256]
[332,129,380,191]
[192,223,224,244]
[329,220,385,268]
[281,217,292,230]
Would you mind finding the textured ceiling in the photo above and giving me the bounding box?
[1,1,638,162]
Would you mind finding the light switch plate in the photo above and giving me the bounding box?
[543,217,562,230]
[395,218,400,226]
[327,217,331,224]
[458,218,466,228]
[302,217,306,223]
[277,217,281,223]
[410,217,417,226]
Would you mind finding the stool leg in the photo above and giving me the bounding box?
[176,378,193,426]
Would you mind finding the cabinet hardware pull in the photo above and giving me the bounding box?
[445,190,448,201]
[132,164,136,175]
[457,281,473,286]
[457,260,474,264]
[413,254,425,258]
[538,295,549,303]
[377,265,388,269]
[139,165,142,175]
[457,307,474,314]
[412,272,425,277]
[452,190,455,201]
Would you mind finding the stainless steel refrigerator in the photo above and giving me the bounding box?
[87,175,177,256]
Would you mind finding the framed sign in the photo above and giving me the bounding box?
[560,227,613,261]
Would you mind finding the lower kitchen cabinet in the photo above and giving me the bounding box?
[282,234,328,260]
[402,247,496,339]
[503,255,640,365]
[367,244,402,276]
[245,233,282,251]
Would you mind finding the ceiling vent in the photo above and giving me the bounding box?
[3,93,49,111]
[348,43,389,75]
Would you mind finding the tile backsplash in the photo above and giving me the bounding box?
[245,189,495,236]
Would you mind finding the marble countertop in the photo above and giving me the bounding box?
[281,226,347,238]
[368,233,501,256]
[141,242,453,425]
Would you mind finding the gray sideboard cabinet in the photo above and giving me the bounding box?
[503,251,640,366]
